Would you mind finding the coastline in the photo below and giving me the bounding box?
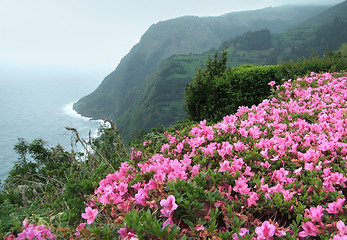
[63,102,102,122]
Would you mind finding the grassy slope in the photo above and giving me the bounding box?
[116,55,208,142]
[117,15,347,142]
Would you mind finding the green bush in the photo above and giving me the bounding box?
[184,50,347,123]
[0,124,130,236]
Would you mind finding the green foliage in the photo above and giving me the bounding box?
[233,29,272,51]
[184,49,228,122]
[337,42,347,58]
[277,51,347,80]
[124,209,181,240]
[184,51,347,123]
[0,123,129,235]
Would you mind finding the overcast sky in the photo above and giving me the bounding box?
[0,0,342,73]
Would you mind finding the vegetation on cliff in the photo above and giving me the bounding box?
[73,4,335,142]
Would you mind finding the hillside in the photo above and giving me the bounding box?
[115,54,209,140]
[301,0,347,27]
[110,1,347,142]
[73,5,329,131]
[5,71,347,239]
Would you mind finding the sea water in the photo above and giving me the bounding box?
[0,65,107,182]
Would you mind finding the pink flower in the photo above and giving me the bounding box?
[298,221,321,238]
[81,206,98,225]
[255,221,276,239]
[3,235,15,240]
[75,223,86,236]
[23,219,29,228]
[191,164,200,177]
[162,216,175,228]
[118,227,128,238]
[294,167,302,175]
[304,162,314,171]
[117,182,128,196]
[118,226,138,240]
[131,182,142,190]
[160,195,178,218]
[330,235,347,240]
[160,143,170,153]
[195,224,205,231]
[337,221,347,236]
[15,222,56,240]
[247,192,259,207]
[134,188,147,206]
[233,177,250,195]
[233,228,249,240]
[268,81,276,86]
[281,189,294,201]
[305,205,324,222]
[144,179,156,191]
[327,197,345,214]
[219,160,231,173]
[260,161,271,169]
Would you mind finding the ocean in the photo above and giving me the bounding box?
[0,66,106,182]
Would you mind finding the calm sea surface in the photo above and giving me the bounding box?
[0,66,106,182]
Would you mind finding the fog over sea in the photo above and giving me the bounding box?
[0,65,106,182]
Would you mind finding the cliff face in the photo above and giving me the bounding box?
[73,5,330,141]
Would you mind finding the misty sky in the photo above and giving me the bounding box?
[0,0,342,73]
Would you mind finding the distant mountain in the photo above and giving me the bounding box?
[301,0,347,27]
[74,4,333,142]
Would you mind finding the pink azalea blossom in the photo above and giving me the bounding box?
[160,195,178,218]
[330,235,347,240]
[233,228,249,240]
[247,192,259,207]
[233,177,250,195]
[162,216,175,228]
[191,164,200,177]
[327,197,345,214]
[281,189,294,201]
[195,224,205,231]
[134,188,147,206]
[337,221,347,236]
[3,235,15,240]
[14,221,56,240]
[219,160,231,173]
[23,219,29,228]
[255,221,276,239]
[298,221,321,238]
[82,206,98,225]
[118,226,138,240]
[305,205,324,222]
[268,81,276,86]
[117,182,129,196]
[304,162,315,171]
[75,223,86,236]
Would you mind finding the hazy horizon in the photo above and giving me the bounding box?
[0,0,343,75]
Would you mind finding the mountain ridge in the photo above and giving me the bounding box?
[73,4,336,141]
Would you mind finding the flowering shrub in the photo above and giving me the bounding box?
[70,72,346,239]
[5,72,346,239]
[4,219,56,240]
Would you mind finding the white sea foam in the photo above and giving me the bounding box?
[63,102,101,122]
